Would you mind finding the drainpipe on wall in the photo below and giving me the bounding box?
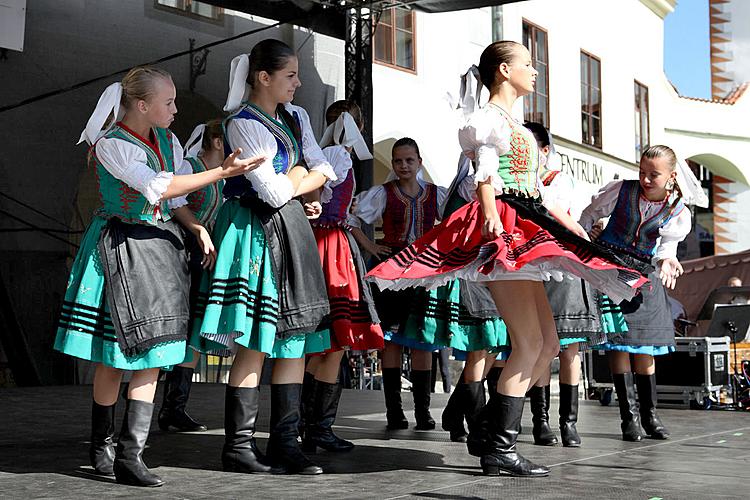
[492,5,503,42]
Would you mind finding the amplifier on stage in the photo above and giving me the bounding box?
[584,337,731,408]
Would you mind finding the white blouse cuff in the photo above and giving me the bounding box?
[168,196,188,210]
[144,171,174,205]
[309,162,337,182]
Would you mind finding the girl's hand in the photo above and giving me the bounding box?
[195,226,217,270]
[304,201,322,219]
[481,210,503,240]
[658,257,683,289]
[221,148,265,178]
[366,241,391,260]
[569,222,591,242]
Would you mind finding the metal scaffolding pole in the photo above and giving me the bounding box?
[345,5,374,193]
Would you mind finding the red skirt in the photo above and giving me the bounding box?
[367,196,649,304]
[313,226,384,351]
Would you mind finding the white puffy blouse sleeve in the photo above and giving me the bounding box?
[347,185,386,229]
[95,137,173,205]
[226,118,294,208]
[458,108,511,195]
[285,104,336,181]
[655,204,692,261]
[168,134,189,210]
[320,145,353,204]
[578,180,623,231]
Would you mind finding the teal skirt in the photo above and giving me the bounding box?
[190,199,330,359]
[401,279,508,353]
[54,216,188,369]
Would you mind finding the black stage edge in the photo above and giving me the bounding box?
[0,385,748,499]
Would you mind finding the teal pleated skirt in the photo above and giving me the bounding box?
[54,216,188,369]
[190,199,330,358]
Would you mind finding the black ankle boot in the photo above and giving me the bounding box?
[558,384,581,447]
[635,374,670,439]
[613,373,643,442]
[382,368,408,430]
[222,386,280,474]
[90,401,115,476]
[267,384,323,475]
[442,376,468,442]
[303,381,354,453]
[479,393,550,477]
[529,385,558,446]
[158,366,207,432]
[411,370,436,430]
[113,399,164,487]
[299,371,316,437]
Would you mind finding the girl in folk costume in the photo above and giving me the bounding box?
[349,138,448,431]
[300,101,384,453]
[367,41,652,477]
[191,39,336,475]
[55,67,262,487]
[421,154,508,443]
[157,120,225,433]
[524,121,604,448]
[579,145,701,442]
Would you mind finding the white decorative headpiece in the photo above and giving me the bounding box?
[319,111,372,160]
[224,54,250,112]
[78,82,123,145]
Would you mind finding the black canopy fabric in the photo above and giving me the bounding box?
[203,1,523,39]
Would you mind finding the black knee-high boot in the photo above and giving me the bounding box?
[90,400,116,476]
[158,366,207,432]
[411,369,436,430]
[222,386,279,474]
[485,366,502,399]
[635,373,669,439]
[266,383,323,475]
[558,384,581,447]
[299,371,316,436]
[442,371,468,442]
[382,367,408,429]
[302,380,354,452]
[478,393,550,477]
[613,373,643,442]
[113,399,163,487]
[529,385,558,446]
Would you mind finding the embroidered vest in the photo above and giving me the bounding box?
[598,180,685,260]
[185,157,224,228]
[380,181,438,248]
[93,124,176,225]
[313,168,355,228]
[494,108,540,197]
[222,104,301,200]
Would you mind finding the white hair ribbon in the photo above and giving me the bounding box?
[185,124,206,158]
[675,157,709,207]
[440,153,472,218]
[224,54,250,112]
[78,82,123,145]
[319,111,373,160]
[457,65,483,121]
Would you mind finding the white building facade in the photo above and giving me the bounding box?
[371,0,749,257]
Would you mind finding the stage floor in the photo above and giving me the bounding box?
[0,384,748,499]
